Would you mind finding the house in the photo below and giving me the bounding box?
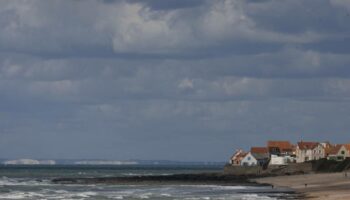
[324,143,335,158]
[241,152,258,166]
[344,144,350,155]
[250,147,269,166]
[296,141,319,163]
[230,149,247,165]
[327,145,349,161]
[267,141,294,156]
[312,143,327,160]
[320,142,333,149]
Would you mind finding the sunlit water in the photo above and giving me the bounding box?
[0,165,297,200]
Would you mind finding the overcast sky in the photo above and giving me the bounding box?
[0,0,350,161]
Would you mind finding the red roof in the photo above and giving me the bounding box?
[344,144,350,152]
[267,141,293,151]
[328,144,343,155]
[297,141,319,150]
[251,147,268,154]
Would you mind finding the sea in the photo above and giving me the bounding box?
[0,165,298,200]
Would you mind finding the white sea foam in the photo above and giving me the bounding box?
[0,191,45,199]
[0,177,285,200]
[178,184,249,190]
[0,177,51,186]
[74,191,98,198]
[121,173,171,176]
[241,194,277,200]
[111,196,124,199]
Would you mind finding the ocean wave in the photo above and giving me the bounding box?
[177,185,250,190]
[0,177,283,200]
[0,189,280,200]
[241,194,277,200]
[0,190,99,199]
[0,191,45,199]
[0,177,51,186]
[121,173,172,176]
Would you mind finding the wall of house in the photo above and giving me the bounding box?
[296,147,306,163]
[328,146,349,161]
[312,144,325,160]
[269,155,285,165]
[230,150,245,166]
[230,158,239,165]
[241,153,257,166]
[270,155,295,165]
[296,147,313,163]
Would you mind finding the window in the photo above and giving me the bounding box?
[341,151,345,155]
[247,157,251,161]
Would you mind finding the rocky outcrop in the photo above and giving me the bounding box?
[52,173,269,186]
[311,158,350,172]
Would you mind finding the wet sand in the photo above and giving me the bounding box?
[253,172,350,199]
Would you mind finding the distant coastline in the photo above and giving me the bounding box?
[0,159,225,166]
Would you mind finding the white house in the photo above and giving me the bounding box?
[296,141,319,163]
[230,149,247,165]
[327,145,349,161]
[312,143,327,160]
[241,152,258,166]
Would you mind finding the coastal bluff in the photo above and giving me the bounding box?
[224,158,350,176]
[224,163,312,176]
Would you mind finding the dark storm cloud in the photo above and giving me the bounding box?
[0,0,350,161]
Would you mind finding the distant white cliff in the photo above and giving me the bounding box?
[4,159,56,165]
[74,160,138,165]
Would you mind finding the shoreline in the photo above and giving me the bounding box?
[253,172,350,199]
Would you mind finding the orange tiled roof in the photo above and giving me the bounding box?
[251,147,269,154]
[297,141,319,150]
[328,144,343,155]
[325,145,334,155]
[267,140,293,151]
[344,144,350,152]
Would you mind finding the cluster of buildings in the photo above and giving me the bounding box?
[230,140,350,166]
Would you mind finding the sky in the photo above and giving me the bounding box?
[0,0,350,162]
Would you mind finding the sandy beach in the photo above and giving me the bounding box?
[254,172,350,199]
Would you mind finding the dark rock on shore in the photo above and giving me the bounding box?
[52,173,270,186]
[311,158,350,172]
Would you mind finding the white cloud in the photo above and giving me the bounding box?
[0,0,332,56]
[178,78,194,90]
[0,0,350,160]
